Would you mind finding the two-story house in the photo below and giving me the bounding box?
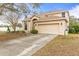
[23,10,69,35]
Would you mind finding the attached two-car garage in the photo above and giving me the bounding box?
[35,21,61,35]
[37,23,59,34]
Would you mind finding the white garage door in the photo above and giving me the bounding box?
[37,23,60,34]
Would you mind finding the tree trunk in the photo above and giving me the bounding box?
[12,25,16,32]
[13,28,16,32]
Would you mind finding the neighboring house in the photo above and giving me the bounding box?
[23,10,69,35]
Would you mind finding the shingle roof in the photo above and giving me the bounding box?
[27,10,69,22]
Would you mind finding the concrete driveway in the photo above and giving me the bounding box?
[0,34,57,56]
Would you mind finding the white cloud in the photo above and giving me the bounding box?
[69,5,79,18]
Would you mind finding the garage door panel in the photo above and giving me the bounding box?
[37,24,59,34]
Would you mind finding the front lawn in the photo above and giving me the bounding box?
[0,31,27,42]
[33,34,79,56]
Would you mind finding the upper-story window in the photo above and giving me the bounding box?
[62,12,65,17]
[45,15,48,17]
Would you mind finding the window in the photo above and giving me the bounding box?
[33,19,37,21]
[62,12,65,17]
[45,15,48,17]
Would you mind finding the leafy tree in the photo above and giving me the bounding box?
[5,12,19,32]
[69,16,79,33]
[0,3,41,17]
[0,3,41,32]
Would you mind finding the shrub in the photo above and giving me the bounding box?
[69,27,75,33]
[69,19,79,33]
[69,25,79,33]
[7,26,10,32]
[30,29,38,34]
[74,25,79,33]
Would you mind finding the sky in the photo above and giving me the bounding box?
[40,3,79,12]
[1,3,79,25]
[39,3,79,18]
